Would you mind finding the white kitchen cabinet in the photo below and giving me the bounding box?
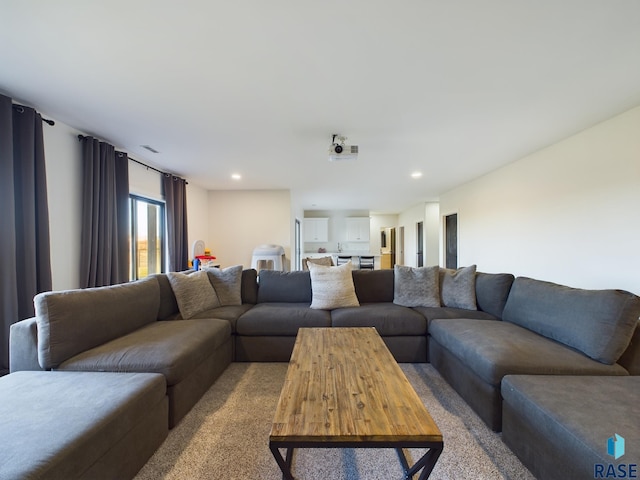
[304,218,328,242]
[345,217,370,242]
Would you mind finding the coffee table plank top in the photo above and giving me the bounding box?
[270,327,442,444]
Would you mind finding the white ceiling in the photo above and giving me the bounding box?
[1,1,639,214]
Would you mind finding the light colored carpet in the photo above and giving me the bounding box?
[135,363,535,480]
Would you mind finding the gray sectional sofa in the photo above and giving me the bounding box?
[4,264,640,479]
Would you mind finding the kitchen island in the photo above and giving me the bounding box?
[303,252,382,269]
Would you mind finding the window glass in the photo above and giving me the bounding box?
[130,195,165,279]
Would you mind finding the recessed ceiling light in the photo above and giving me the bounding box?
[231,173,241,180]
[411,172,423,178]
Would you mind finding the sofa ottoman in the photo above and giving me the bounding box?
[0,370,168,480]
[502,375,640,480]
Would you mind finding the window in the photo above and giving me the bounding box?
[130,195,165,280]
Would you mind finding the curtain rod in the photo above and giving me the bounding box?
[76,134,187,184]
[12,104,55,125]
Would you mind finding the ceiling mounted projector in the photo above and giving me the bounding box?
[329,134,358,161]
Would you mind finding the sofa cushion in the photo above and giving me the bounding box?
[167,270,221,319]
[236,303,331,335]
[331,303,427,335]
[257,270,312,303]
[35,276,160,370]
[240,268,259,304]
[474,272,514,319]
[393,265,440,307]
[308,261,360,310]
[0,370,166,480]
[413,306,497,327]
[352,269,394,303]
[440,265,477,310]
[188,304,254,332]
[205,265,243,306]
[502,277,640,365]
[430,318,628,386]
[57,319,231,385]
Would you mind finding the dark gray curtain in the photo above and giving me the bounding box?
[0,94,52,374]
[163,174,189,271]
[79,136,129,287]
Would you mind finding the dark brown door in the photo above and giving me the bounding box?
[445,214,457,269]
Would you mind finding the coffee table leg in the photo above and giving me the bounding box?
[269,444,296,480]
[396,445,443,480]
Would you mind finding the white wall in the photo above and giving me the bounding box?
[128,161,163,201]
[424,202,440,266]
[185,182,210,258]
[394,203,439,267]
[42,119,83,290]
[439,106,640,295]
[207,190,291,269]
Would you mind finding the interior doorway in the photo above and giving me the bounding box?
[444,213,458,269]
[396,226,404,266]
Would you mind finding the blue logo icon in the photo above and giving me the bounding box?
[608,434,625,460]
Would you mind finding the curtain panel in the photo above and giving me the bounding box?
[79,136,129,288]
[163,174,189,272]
[0,94,52,373]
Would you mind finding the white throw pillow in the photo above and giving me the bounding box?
[308,261,360,310]
[167,270,221,319]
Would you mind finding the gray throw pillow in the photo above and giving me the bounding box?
[440,265,477,310]
[205,265,243,306]
[393,265,440,307]
[167,270,221,319]
[308,261,360,310]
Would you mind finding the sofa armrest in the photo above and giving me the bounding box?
[10,317,43,372]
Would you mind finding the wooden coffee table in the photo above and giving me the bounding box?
[269,327,443,479]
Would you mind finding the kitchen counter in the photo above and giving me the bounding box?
[303,252,382,269]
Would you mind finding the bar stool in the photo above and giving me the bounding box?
[359,256,375,270]
[336,256,352,266]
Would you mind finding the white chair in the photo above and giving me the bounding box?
[251,244,285,272]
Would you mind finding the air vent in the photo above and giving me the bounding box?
[141,145,159,154]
